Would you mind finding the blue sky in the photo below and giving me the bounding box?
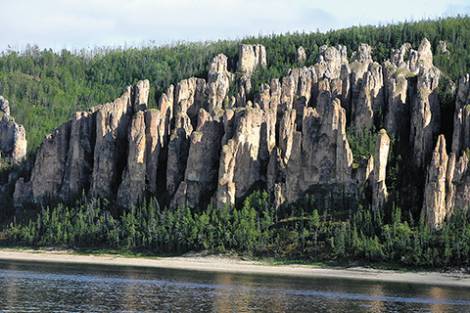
[1,0,469,52]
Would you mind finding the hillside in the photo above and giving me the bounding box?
[1,16,470,151]
[0,17,470,267]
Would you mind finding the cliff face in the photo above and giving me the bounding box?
[8,40,470,229]
[0,96,27,164]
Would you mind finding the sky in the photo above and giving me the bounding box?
[1,0,470,52]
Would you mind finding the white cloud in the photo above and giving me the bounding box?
[0,0,468,52]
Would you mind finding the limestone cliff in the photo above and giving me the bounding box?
[8,40,470,230]
[0,96,27,164]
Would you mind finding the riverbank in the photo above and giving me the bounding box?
[0,248,469,287]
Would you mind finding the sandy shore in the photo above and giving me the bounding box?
[0,248,469,287]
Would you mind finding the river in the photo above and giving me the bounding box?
[0,260,469,312]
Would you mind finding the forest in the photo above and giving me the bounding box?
[4,191,470,268]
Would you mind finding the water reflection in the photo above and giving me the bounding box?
[429,286,449,313]
[0,261,469,313]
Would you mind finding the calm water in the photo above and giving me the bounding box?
[0,261,469,312]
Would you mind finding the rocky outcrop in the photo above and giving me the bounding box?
[352,62,384,130]
[30,122,71,200]
[297,46,307,64]
[132,79,150,112]
[166,112,193,199]
[0,96,10,116]
[216,104,267,208]
[207,54,232,112]
[0,96,27,164]
[445,152,469,215]
[172,109,224,209]
[280,66,317,121]
[423,135,448,228]
[384,64,408,137]
[59,111,95,200]
[371,129,391,211]
[91,87,133,199]
[452,74,470,155]
[117,111,147,208]
[8,39,469,229]
[238,44,267,77]
[174,77,207,127]
[315,44,348,80]
[272,98,354,208]
[409,41,441,170]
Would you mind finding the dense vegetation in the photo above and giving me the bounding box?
[3,191,470,268]
[1,16,470,150]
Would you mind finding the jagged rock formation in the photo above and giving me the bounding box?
[7,39,470,230]
[238,44,267,77]
[60,111,95,200]
[421,74,470,229]
[207,54,233,112]
[297,46,307,64]
[216,104,270,208]
[452,74,470,155]
[409,40,441,170]
[172,109,224,209]
[423,135,449,228]
[117,111,147,207]
[370,129,391,211]
[91,86,134,199]
[0,96,27,164]
[0,96,10,116]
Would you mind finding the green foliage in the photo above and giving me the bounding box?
[4,191,470,268]
[347,128,377,167]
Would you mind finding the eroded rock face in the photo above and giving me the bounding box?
[92,87,133,199]
[384,64,408,137]
[315,45,348,80]
[0,96,10,116]
[0,97,27,164]
[172,109,224,209]
[174,78,207,126]
[423,135,448,229]
[216,104,266,207]
[452,74,470,155]
[30,122,71,200]
[279,67,317,120]
[417,38,434,70]
[166,112,193,198]
[449,154,470,212]
[437,40,450,55]
[0,117,27,164]
[297,46,307,64]
[117,111,147,208]
[132,79,150,112]
[371,129,390,211]
[8,39,470,226]
[238,44,267,77]
[207,54,232,112]
[60,111,95,200]
[390,43,412,68]
[13,177,32,206]
[352,62,384,130]
[281,99,354,206]
[409,64,440,170]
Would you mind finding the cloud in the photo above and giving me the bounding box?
[0,0,467,52]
